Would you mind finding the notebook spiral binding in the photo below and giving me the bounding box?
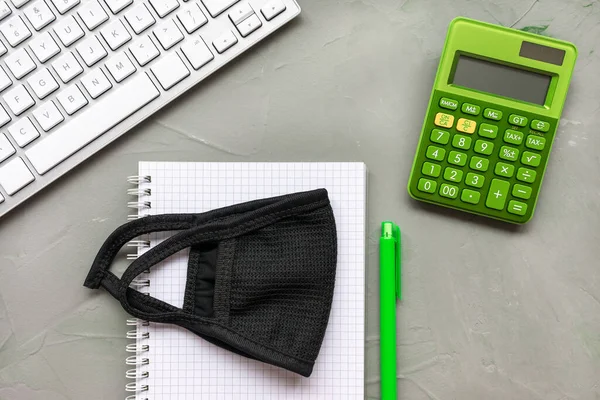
[125,175,152,400]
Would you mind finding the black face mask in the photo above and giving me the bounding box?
[84,189,338,377]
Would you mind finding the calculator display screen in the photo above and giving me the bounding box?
[451,55,551,105]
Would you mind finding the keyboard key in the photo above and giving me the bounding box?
[451,134,471,150]
[525,135,546,151]
[465,172,484,188]
[512,184,532,200]
[434,112,453,128]
[521,151,541,167]
[5,48,36,79]
[26,73,160,174]
[106,51,136,82]
[201,0,238,17]
[150,52,189,90]
[24,0,55,30]
[228,2,252,25]
[80,67,111,98]
[469,156,489,172]
[236,13,261,37]
[10,0,29,8]
[0,157,34,195]
[54,15,84,46]
[181,37,213,69]
[425,145,445,161]
[149,0,179,17]
[56,84,87,114]
[124,3,155,34]
[507,200,527,216]
[417,178,436,194]
[461,189,480,205]
[177,3,206,33]
[78,0,108,29]
[530,119,550,133]
[50,0,79,14]
[3,84,35,115]
[516,167,536,183]
[483,108,502,121]
[443,167,463,183]
[499,145,519,162]
[473,139,493,155]
[494,162,514,178]
[0,133,15,162]
[101,19,131,50]
[485,179,509,210]
[0,104,10,127]
[439,183,458,199]
[32,100,63,131]
[52,52,83,82]
[27,68,59,98]
[508,114,527,127]
[456,118,476,134]
[1,15,32,46]
[0,192,3,202]
[478,123,497,139]
[154,20,183,50]
[447,150,467,166]
[261,0,285,20]
[7,116,39,146]
[76,35,107,66]
[504,129,523,145]
[0,65,12,92]
[29,31,60,62]
[212,29,237,53]
[430,129,449,145]
[0,41,6,56]
[129,36,159,66]
[105,0,131,13]
[421,161,440,178]
[0,1,11,20]
[461,103,480,116]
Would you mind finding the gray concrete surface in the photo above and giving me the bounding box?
[1,0,599,399]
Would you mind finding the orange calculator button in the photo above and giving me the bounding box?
[456,118,477,134]
[434,112,454,128]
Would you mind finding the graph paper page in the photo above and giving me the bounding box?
[135,162,365,399]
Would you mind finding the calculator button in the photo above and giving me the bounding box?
[485,179,510,210]
[478,123,498,139]
[439,183,459,199]
[422,162,441,177]
[517,167,536,183]
[452,134,471,150]
[465,172,484,188]
[531,119,550,132]
[434,112,454,128]
[483,108,502,121]
[430,129,449,145]
[443,167,463,183]
[474,139,493,155]
[426,145,445,161]
[417,178,436,193]
[439,97,458,110]
[470,156,489,172]
[507,200,527,216]
[499,146,519,162]
[521,151,541,167]
[447,151,467,166]
[494,162,514,178]
[461,189,480,205]
[525,135,546,151]
[512,184,532,200]
[508,114,528,127]
[461,103,480,116]
[456,118,476,134]
[504,129,524,145]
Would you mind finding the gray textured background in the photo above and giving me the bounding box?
[1,0,599,399]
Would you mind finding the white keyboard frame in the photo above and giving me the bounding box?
[0,0,300,219]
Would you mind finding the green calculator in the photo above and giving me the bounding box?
[407,17,577,224]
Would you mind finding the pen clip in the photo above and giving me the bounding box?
[392,224,401,300]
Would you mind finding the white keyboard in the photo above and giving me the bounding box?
[0,0,300,219]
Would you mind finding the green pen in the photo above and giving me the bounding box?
[380,221,401,400]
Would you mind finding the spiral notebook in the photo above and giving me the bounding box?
[126,162,366,399]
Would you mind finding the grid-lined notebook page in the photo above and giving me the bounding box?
[135,162,366,399]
